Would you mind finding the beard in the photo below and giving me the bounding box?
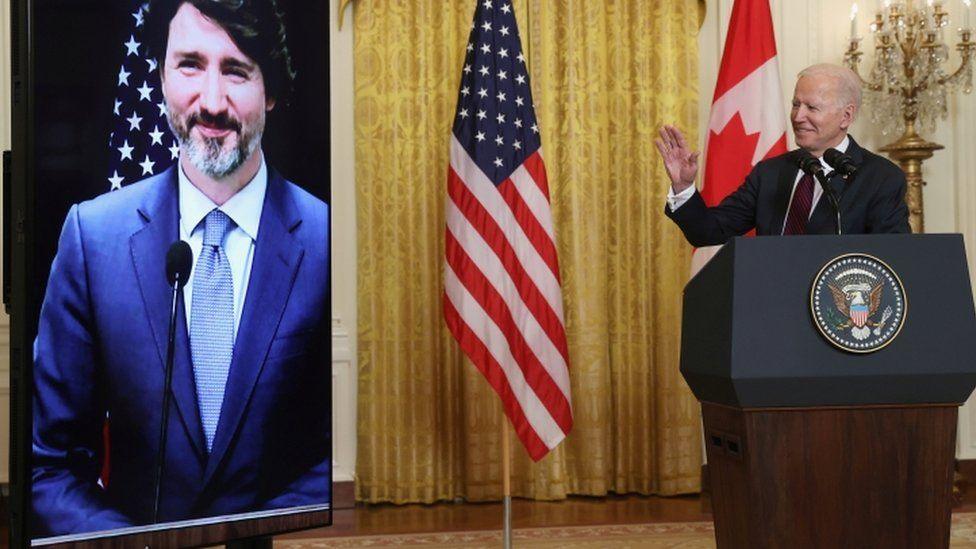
[168,108,263,179]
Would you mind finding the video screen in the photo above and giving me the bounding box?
[24,0,331,543]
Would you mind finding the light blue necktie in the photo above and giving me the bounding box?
[190,209,235,452]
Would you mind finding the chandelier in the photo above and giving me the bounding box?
[844,0,975,232]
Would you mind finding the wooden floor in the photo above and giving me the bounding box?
[280,481,976,541]
[6,485,976,543]
[279,493,709,540]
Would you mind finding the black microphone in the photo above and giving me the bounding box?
[166,241,192,288]
[797,153,825,178]
[824,148,858,178]
[154,241,191,523]
[796,152,842,235]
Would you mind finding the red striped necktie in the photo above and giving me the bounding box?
[783,173,814,235]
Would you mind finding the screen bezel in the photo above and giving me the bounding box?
[7,1,334,546]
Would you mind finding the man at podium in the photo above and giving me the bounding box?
[654,63,910,246]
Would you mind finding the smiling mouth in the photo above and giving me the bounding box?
[193,124,235,139]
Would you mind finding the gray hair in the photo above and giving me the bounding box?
[797,63,862,114]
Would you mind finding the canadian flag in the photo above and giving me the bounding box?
[693,0,787,270]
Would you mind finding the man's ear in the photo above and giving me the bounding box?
[266,97,276,112]
[840,103,856,130]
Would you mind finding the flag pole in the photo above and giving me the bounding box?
[502,417,512,549]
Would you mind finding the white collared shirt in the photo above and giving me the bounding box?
[666,135,852,229]
[178,156,267,339]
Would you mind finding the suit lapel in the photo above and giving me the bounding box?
[129,167,207,459]
[203,170,305,485]
[769,151,800,235]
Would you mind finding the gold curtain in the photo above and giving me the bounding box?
[355,0,704,504]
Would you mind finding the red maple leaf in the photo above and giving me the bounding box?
[701,112,763,207]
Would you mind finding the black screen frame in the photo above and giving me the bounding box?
[7,1,334,546]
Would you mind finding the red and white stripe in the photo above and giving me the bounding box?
[444,135,572,461]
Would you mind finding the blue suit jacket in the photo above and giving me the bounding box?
[32,166,330,537]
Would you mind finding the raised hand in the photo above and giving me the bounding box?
[654,125,700,194]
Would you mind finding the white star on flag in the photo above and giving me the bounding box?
[137,81,154,102]
[139,155,155,175]
[126,112,143,131]
[124,35,141,56]
[149,126,165,145]
[108,171,124,190]
[118,140,134,160]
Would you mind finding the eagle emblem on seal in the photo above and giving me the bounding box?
[827,280,892,341]
[811,254,906,353]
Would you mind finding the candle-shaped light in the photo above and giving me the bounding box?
[965,0,973,29]
[851,2,860,39]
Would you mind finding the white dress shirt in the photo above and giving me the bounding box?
[179,156,267,339]
[666,135,851,233]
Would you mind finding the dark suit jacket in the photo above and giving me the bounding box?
[664,136,911,246]
[32,166,330,537]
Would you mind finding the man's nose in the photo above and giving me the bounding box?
[200,70,228,115]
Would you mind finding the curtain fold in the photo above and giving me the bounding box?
[355,0,704,504]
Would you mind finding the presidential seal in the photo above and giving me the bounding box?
[810,254,907,353]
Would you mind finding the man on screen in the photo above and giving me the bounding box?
[32,0,330,536]
[655,63,910,244]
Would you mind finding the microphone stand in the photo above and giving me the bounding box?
[812,169,843,236]
[153,272,183,523]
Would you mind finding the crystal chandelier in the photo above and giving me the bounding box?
[844,0,975,232]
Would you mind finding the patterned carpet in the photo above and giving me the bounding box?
[278,513,976,548]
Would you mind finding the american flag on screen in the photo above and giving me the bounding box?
[443,0,572,461]
[106,3,178,191]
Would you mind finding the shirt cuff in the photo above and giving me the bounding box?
[667,185,697,211]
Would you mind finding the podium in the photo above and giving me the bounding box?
[680,235,976,548]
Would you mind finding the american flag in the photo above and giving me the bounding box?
[106,2,178,192]
[443,0,572,461]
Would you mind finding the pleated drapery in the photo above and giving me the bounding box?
[354,0,705,504]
